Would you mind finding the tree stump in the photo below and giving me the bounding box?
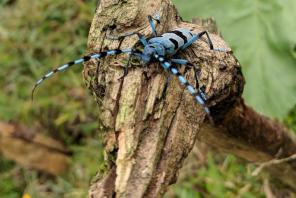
[83,0,296,197]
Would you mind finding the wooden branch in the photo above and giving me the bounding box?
[0,122,70,175]
[84,0,296,197]
[252,153,296,177]
[199,99,296,191]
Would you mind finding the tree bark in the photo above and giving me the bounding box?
[84,0,296,197]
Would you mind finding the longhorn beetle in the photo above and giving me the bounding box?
[32,14,228,116]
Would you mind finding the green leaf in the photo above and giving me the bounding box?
[285,104,296,133]
[173,0,296,118]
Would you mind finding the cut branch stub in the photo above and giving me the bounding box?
[85,0,243,197]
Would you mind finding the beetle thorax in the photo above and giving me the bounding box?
[142,44,165,63]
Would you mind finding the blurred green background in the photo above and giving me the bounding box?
[0,0,295,197]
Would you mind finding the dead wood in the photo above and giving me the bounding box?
[0,121,70,175]
[84,0,296,197]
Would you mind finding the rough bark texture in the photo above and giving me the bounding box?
[83,0,296,197]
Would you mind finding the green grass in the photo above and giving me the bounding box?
[167,154,264,198]
[0,0,295,197]
[0,1,102,197]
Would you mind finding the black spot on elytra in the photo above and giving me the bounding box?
[169,38,179,50]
